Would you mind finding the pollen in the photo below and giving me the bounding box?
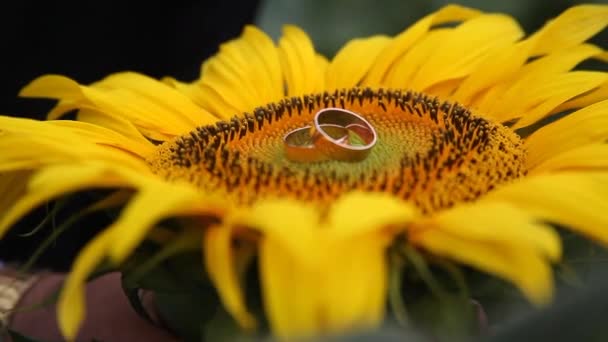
[147,87,526,213]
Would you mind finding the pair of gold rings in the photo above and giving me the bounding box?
[283,108,377,162]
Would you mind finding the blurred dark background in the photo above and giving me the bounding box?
[0,0,260,119]
[256,0,608,56]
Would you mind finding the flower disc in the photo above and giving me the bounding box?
[149,87,526,212]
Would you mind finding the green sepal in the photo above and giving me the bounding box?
[202,306,258,342]
[388,243,410,327]
[18,200,63,237]
[396,245,476,340]
[154,290,219,342]
[121,228,205,293]
[120,273,156,326]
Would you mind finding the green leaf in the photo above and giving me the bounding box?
[402,245,448,299]
[202,306,250,342]
[155,290,220,342]
[121,273,156,325]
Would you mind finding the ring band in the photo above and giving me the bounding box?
[283,108,377,163]
[284,124,350,162]
[312,108,377,162]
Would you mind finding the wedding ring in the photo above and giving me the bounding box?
[312,108,377,162]
[283,108,377,162]
[283,124,349,162]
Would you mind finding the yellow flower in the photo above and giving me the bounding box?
[2,3,608,340]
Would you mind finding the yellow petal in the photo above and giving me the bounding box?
[258,231,389,338]
[0,170,31,216]
[522,44,603,78]
[319,237,388,333]
[246,193,411,338]
[410,14,524,91]
[193,26,292,114]
[424,79,463,99]
[412,228,553,305]
[512,71,608,128]
[384,29,452,89]
[94,72,216,126]
[0,116,149,172]
[20,74,198,140]
[432,202,561,261]
[476,44,605,117]
[0,163,141,238]
[58,228,114,340]
[597,50,608,63]
[328,191,417,239]
[552,80,608,113]
[196,84,245,119]
[316,53,329,78]
[76,109,153,148]
[525,99,608,170]
[452,40,533,105]
[240,25,284,102]
[107,181,223,262]
[326,36,391,89]
[243,199,321,266]
[486,172,608,246]
[258,236,320,338]
[530,4,608,56]
[48,120,154,158]
[204,225,256,330]
[531,144,608,174]
[363,4,481,85]
[279,25,325,96]
[199,41,267,112]
[164,77,241,119]
[0,136,145,173]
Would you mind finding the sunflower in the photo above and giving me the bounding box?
[2,3,608,340]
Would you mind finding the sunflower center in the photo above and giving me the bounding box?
[148,88,526,213]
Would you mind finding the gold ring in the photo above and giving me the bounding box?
[283,124,350,162]
[312,108,377,162]
[283,108,377,163]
